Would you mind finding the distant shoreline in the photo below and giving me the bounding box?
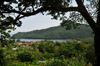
[15,38,74,42]
[17,38,68,39]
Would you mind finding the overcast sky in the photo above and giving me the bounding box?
[10,13,61,34]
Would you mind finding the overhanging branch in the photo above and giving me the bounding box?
[18,7,79,19]
[0,9,25,15]
[0,6,79,29]
[0,0,35,29]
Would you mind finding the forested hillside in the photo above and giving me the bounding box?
[13,24,94,39]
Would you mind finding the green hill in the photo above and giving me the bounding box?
[13,24,94,39]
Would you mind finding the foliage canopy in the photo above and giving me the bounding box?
[0,0,99,39]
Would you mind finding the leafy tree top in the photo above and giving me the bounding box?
[0,0,99,39]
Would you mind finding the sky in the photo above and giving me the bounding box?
[10,13,61,34]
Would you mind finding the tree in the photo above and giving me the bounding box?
[0,0,100,65]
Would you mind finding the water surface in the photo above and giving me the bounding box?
[17,39,73,42]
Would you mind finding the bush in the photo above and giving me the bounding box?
[55,41,61,46]
[46,58,63,66]
[46,45,55,53]
[38,43,55,53]
[0,48,6,66]
[85,50,96,64]
[74,43,85,52]
[38,43,46,53]
[17,52,34,62]
[43,53,54,59]
[58,44,76,58]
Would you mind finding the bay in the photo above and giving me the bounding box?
[16,39,73,42]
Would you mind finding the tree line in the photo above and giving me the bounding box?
[13,24,94,39]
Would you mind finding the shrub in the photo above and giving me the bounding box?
[46,45,55,53]
[17,52,34,62]
[43,53,54,59]
[46,58,62,66]
[0,48,6,66]
[31,44,38,51]
[74,43,86,53]
[55,41,61,46]
[38,43,46,53]
[58,44,76,58]
[38,43,55,53]
[85,50,96,64]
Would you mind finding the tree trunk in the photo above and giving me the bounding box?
[94,33,100,66]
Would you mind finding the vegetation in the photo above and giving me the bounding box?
[78,37,94,44]
[13,24,94,39]
[0,40,95,66]
[0,0,100,65]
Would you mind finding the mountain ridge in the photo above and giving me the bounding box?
[13,24,94,39]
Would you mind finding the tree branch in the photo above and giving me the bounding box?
[0,0,35,29]
[75,0,97,31]
[0,6,79,29]
[0,9,25,15]
[18,7,79,19]
[75,0,83,6]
